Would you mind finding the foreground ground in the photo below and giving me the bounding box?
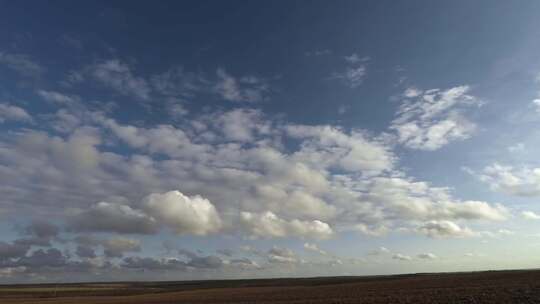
[2,269,540,303]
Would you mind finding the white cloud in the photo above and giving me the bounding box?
[267,246,298,263]
[215,68,269,102]
[417,253,437,259]
[392,253,412,261]
[333,66,366,88]
[403,87,422,98]
[142,190,222,236]
[353,223,389,237]
[89,60,150,100]
[216,108,269,142]
[0,106,508,243]
[0,267,27,278]
[508,143,525,153]
[522,211,540,220]
[391,86,480,150]
[286,125,395,175]
[417,220,474,238]
[344,53,369,64]
[0,103,32,123]
[37,90,78,105]
[97,116,208,158]
[368,247,391,256]
[464,252,484,258]
[166,100,189,120]
[240,211,333,239]
[355,176,508,225]
[0,52,43,78]
[332,55,369,88]
[474,163,540,196]
[69,201,157,234]
[303,242,327,255]
[533,99,540,113]
[70,191,222,236]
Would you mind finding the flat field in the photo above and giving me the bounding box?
[2,269,540,303]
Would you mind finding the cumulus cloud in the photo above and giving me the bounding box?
[303,243,327,255]
[97,115,208,158]
[391,86,480,150]
[215,108,270,142]
[69,201,157,234]
[533,99,540,113]
[267,246,298,264]
[522,211,540,220]
[70,191,221,236]
[229,258,260,269]
[0,107,508,244]
[286,125,394,175]
[142,190,222,235]
[0,103,32,123]
[37,90,79,106]
[367,247,391,256]
[392,253,412,261]
[240,211,333,239]
[473,163,540,196]
[417,253,437,259]
[417,220,474,238]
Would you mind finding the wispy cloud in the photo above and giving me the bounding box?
[391,86,481,150]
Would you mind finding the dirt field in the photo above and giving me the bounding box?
[2,269,540,303]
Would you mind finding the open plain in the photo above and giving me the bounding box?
[2,270,540,304]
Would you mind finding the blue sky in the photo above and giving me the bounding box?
[1,0,540,283]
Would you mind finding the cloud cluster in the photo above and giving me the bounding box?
[0,52,514,283]
[472,163,540,196]
[240,211,333,239]
[67,59,271,107]
[392,253,412,261]
[303,243,327,255]
[391,86,480,150]
[0,101,508,242]
[70,190,222,236]
[142,191,222,235]
[417,220,474,238]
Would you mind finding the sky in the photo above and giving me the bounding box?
[1,0,540,283]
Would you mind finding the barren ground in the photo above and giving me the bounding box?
[2,269,540,303]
